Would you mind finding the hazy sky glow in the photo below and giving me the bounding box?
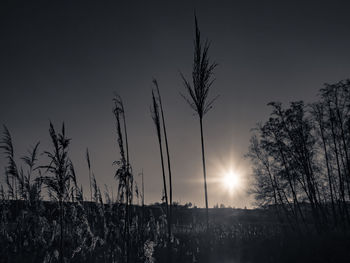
[1,0,350,208]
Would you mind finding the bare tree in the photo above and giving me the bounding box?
[248,81,350,232]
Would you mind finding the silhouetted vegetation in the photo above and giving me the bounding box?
[2,80,350,263]
[1,13,350,263]
[151,79,173,249]
[180,15,218,231]
[248,80,350,234]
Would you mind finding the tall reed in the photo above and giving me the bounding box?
[113,94,133,263]
[152,79,174,241]
[180,15,218,230]
[41,122,75,263]
[151,89,169,224]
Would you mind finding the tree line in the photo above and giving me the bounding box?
[248,79,350,232]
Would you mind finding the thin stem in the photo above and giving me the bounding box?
[200,117,209,230]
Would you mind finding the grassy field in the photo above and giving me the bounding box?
[1,200,349,263]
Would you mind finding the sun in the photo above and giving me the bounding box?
[209,156,246,199]
[221,170,240,192]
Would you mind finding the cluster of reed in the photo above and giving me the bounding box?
[0,15,218,263]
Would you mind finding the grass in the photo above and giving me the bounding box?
[180,15,218,231]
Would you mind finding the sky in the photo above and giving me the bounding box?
[1,0,350,208]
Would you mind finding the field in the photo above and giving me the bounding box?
[2,5,350,262]
[1,199,350,263]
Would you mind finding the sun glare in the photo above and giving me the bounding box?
[210,156,246,198]
[222,170,240,192]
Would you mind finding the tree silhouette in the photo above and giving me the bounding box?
[248,80,350,232]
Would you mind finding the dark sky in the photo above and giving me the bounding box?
[1,0,350,207]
